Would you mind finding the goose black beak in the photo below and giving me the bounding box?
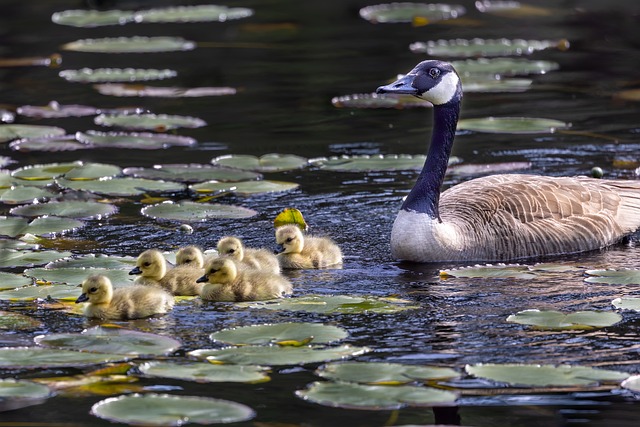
[376,74,418,95]
[196,275,208,283]
[129,266,142,275]
[75,293,89,303]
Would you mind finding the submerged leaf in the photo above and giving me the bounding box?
[62,36,196,53]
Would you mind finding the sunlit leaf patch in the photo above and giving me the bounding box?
[0,216,84,238]
[59,68,177,83]
[621,375,640,393]
[440,264,536,279]
[91,394,255,425]
[452,58,559,77]
[584,269,640,285]
[0,284,80,301]
[17,101,99,118]
[190,180,299,196]
[11,201,117,220]
[11,161,81,180]
[10,135,90,152]
[212,153,309,172]
[611,297,640,312]
[475,0,553,17]
[141,201,257,222]
[0,186,55,204]
[94,113,206,131]
[51,9,135,27]
[410,38,569,57]
[237,295,420,314]
[331,93,432,109]
[317,361,459,385]
[359,3,465,24]
[0,311,42,329]
[0,347,129,369]
[62,36,196,53]
[94,83,237,98]
[296,381,458,410]
[0,124,66,143]
[35,326,181,356]
[0,379,52,412]
[63,163,122,180]
[32,372,142,398]
[123,164,261,183]
[446,161,531,176]
[273,207,307,230]
[138,361,270,383]
[134,5,254,23]
[312,154,427,172]
[23,268,133,287]
[465,363,627,387]
[461,77,533,93]
[506,309,622,330]
[76,130,196,150]
[457,117,570,134]
[45,254,136,270]
[56,177,184,197]
[0,249,72,268]
[210,322,349,346]
[0,272,32,291]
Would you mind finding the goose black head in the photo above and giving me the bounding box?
[376,60,462,106]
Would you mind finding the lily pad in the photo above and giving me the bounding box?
[17,101,99,118]
[238,295,420,314]
[0,272,32,290]
[621,375,640,393]
[212,154,308,172]
[56,177,184,197]
[0,311,42,329]
[317,361,459,385]
[35,326,181,356]
[452,58,559,77]
[190,179,299,196]
[138,361,269,383]
[135,5,254,23]
[0,124,66,143]
[0,186,55,204]
[359,3,465,24]
[585,269,640,285]
[0,347,129,368]
[331,93,432,109]
[91,394,255,425]
[10,201,117,219]
[506,309,622,329]
[410,38,569,57]
[59,68,177,83]
[313,154,427,172]
[76,130,196,150]
[0,249,72,268]
[62,36,196,53]
[65,163,123,180]
[46,254,136,270]
[0,284,82,301]
[612,297,640,311]
[123,164,261,183]
[465,363,628,387]
[23,267,133,286]
[11,161,81,180]
[51,9,135,27]
[94,113,206,131]
[190,345,371,366]
[10,135,90,152]
[475,1,553,17]
[0,379,52,412]
[446,161,531,176]
[210,322,349,346]
[141,201,257,222]
[94,83,237,98]
[0,216,85,238]
[296,381,458,410]
[440,264,536,279]
[461,76,533,93]
[457,117,570,134]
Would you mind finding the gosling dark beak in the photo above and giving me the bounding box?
[129,266,142,275]
[274,245,284,254]
[376,74,419,95]
[75,293,89,303]
[196,275,208,283]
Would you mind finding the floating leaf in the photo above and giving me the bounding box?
[51,9,135,27]
[17,101,99,118]
[273,207,307,230]
[0,186,55,204]
[190,179,299,196]
[621,375,640,393]
[457,117,570,134]
[62,36,196,53]
[190,344,370,366]
[10,201,117,219]
[123,164,260,183]
[506,309,622,330]
[94,83,237,98]
[139,361,269,383]
[317,362,459,385]
[94,113,206,131]
[0,249,72,268]
[0,124,66,143]
[59,68,177,83]
[0,284,81,302]
[10,135,90,152]
[212,154,308,172]
[11,161,81,180]
[76,130,196,149]
[461,77,533,93]
[314,154,427,172]
[475,1,553,17]
[0,347,129,368]
[56,177,184,197]
[210,322,349,346]
[0,216,84,238]
[446,161,531,176]
[465,363,628,387]
[0,379,52,412]
[91,394,255,425]
[35,326,181,356]
[141,201,257,222]
[584,269,640,285]
[440,264,535,279]
[296,381,458,410]
[410,38,569,57]
[0,272,32,291]
[237,295,419,314]
[135,5,254,23]
[331,93,432,109]
[23,267,133,286]
[359,3,466,24]
[62,163,122,180]
[46,254,136,270]
[452,58,559,77]
[32,372,142,398]
[0,311,42,329]
[612,297,640,312]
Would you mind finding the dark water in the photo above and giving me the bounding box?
[2,0,640,425]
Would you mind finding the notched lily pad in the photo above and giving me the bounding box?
[0,347,129,368]
[94,113,206,131]
[59,68,177,83]
[313,154,427,172]
[210,322,349,346]
[212,154,309,172]
[62,36,196,53]
[0,272,33,291]
[506,309,622,330]
[238,295,420,314]
[190,179,299,196]
[11,161,82,180]
[138,361,269,383]
[584,269,640,285]
[94,83,237,98]
[457,117,570,134]
[56,176,184,197]
[0,124,66,143]
[317,361,459,385]
[331,93,432,109]
[76,130,196,150]
[440,264,536,279]
[410,38,569,57]
[123,164,261,183]
[17,101,99,118]
[359,3,466,24]
[141,201,257,222]
[10,201,117,219]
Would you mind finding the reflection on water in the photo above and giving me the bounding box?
[1,0,640,425]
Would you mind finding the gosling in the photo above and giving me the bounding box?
[196,257,292,302]
[175,245,205,268]
[75,275,174,320]
[129,249,204,296]
[217,236,280,274]
[275,224,342,269]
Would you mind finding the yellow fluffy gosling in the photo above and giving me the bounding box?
[129,249,203,296]
[275,224,342,269]
[217,236,280,274]
[176,245,205,268]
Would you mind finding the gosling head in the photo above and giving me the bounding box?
[275,224,305,254]
[76,275,113,304]
[217,236,245,260]
[176,246,204,268]
[376,60,461,106]
[129,249,167,280]
[197,257,238,284]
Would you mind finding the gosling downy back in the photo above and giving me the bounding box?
[76,274,174,320]
[197,257,292,302]
[275,224,343,269]
[217,236,280,274]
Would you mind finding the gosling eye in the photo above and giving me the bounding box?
[428,67,441,79]
[227,249,235,254]
[89,287,98,293]
[286,237,293,243]
[143,262,151,267]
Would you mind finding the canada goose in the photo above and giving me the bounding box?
[175,245,205,268]
[376,60,640,262]
[274,224,343,269]
[196,257,292,302]
[129,249,203,296]
[75,275,174,320]
[217,236,280,274]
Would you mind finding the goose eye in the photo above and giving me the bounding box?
[227,249,235,254]
[90,287,98,293]
[143,262,151,267]
[428,68,440,79]
[286,237,293,243]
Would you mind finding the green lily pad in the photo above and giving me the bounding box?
[94,113,206,131]
[141,201,257,222]
[10,135,90,152]
[35,326,181,356]
[446,161,531,176]
[76,130,196,149]
[465,363,628,387]
[190,179,299,196]
[135,5,254,23]
[11,161,81,180]
[190,344,371,366]
[210,322,349,346]
[461,77,533,93]
[0,216,84,238]
[457,117,570,134]
[91,394,255,425]
[296,381,458,410]
[94,83,237,98]
[506,309,622,329]
[17,101,99,118]
[612,297,640,311]
[359,3,465,24]
[56,176,184,196]
[313,154,428,172]
[0,125,66,143]
[410,38,569,57]
[452,58,560,77]
[317,361,459,385]
[0,186,55,204]
[475,1,553,17]
[10,201,118,219]
[138,361,269,383]
[62,36,196,53]
[0,249,72,268]
[123,164,261,183]
[331,93,432,109]
[51,9,135,27]
[440,264,536,279]
[621,375,640,392]
[46,254,136,270]
[238,295,420,314]
[0,311,42,329]
[212,154,309,172]
[61,162,122,180]
[59,68,177,83]
[585,269,640,285]
[23,267,134,286]
[0,347,129,369]
[0,379,52,412]
[0,284,82,301]
[0,272,33,290]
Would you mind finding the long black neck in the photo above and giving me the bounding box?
[400,101,460,219]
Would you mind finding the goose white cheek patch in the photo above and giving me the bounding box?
[422,72,459,105]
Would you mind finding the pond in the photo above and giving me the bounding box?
[1,0,640,425]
